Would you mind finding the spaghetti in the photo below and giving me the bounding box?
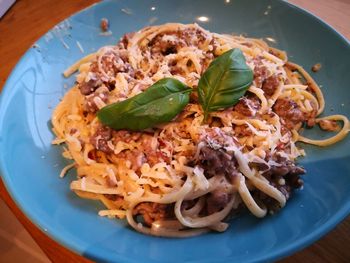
[52,23,350,237]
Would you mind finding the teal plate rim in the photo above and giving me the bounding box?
[0,0,349,262]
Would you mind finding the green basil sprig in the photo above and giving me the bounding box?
[97,78,191,131]
[198,48,253,121]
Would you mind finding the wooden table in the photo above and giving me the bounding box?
[0,0,349,262]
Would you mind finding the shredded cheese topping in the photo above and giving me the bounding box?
[52,23,350,237]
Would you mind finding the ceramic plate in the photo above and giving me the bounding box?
[0,0,349,262]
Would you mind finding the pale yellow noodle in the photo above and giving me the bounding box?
[52,23,349,237]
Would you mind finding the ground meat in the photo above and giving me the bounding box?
[103,51,132,74]
[264,154,305,176]
[139,134,172,165]
[311,63,322,72]
[241,42,253,48]
[100,18,109,32]
[140,134,158,164]
[103,194,123,202]
[115,148,146,171]
[258,154,305,211]
[90,126,113,153]
[264,164,305,178]
[209,117,223,128]
[307,118,316,128]
[203,127,238,148]
[258,162,305,212]
[104,80,116,91]
[87,48,133,84]
[253,57,269,87]
[196,144,238,214]
[181,199,197,210]
[96,126,112,140]
[273,98,305,129]
[126,150,146,171]
[284,168,305,188]
[262,74,279,96]
[234,124,253,137]
[256,168,304,212]
[133,202,172,226]
[79,79,99,95]
[169,63,185,75]
[158,139,172,163]
[134,69,144,80]
[198,146,239,180]
[206,190,230,214]
[101,52,118,74]
[234,95,261,117]
[249,161,269,171]
[305,108,318,127]
[209,38,220,56]
[85,89,109,113]
[69,128,77,135]
[180,28,208,46]
[118,32,135,49]
[91,137,113,154]
[79,60,119,96]
[190,91,199,103]
[253,191,281,212]
[204,51,214,61]
[113,130,142,143]
[148,28,209,56]
[149,33,184,55]
[319,119,340,131]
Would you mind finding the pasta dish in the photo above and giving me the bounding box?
[52,23,349,237]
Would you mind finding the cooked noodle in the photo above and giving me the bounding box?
[52,23,349,237]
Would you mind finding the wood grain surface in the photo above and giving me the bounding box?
[0,0,349,262]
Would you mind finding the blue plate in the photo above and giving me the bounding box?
[0,0,349,262]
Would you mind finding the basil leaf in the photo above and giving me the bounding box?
[97,78,191,131]
[198,48,253,121]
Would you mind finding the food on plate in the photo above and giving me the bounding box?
[100,18,109,32]
[311,63,322,72]
[52,23,350,237]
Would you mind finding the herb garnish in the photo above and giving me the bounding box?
[198,48,253,121]
[97,78,191,131]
